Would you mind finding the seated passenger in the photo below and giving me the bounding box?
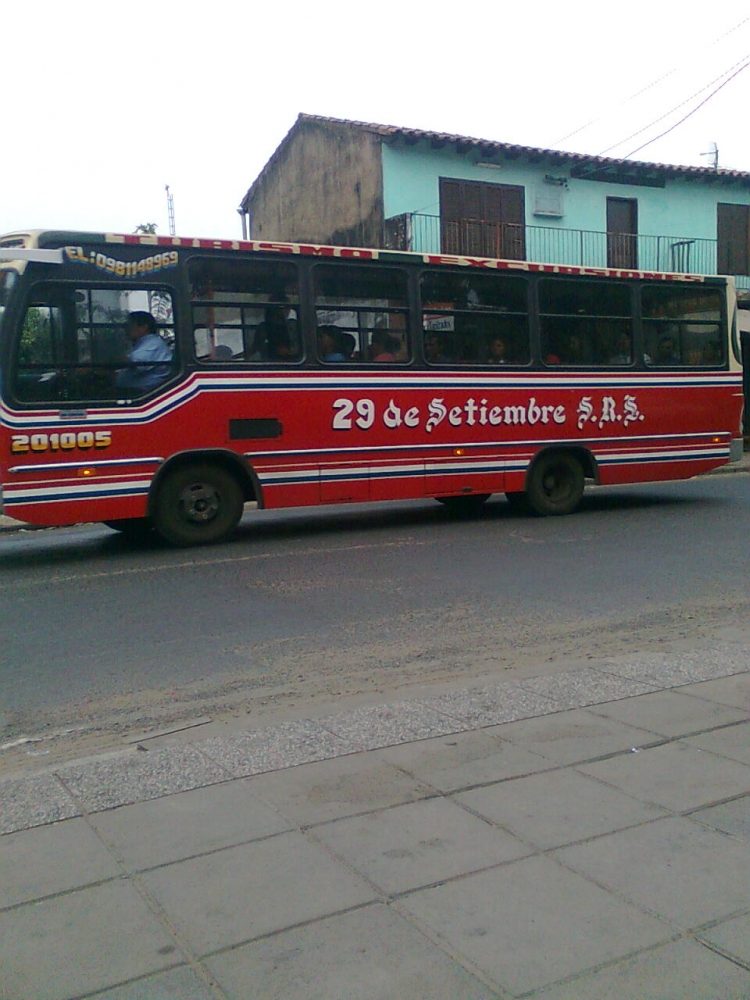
[649,335,680,366]
[369,332,399,362]
[317,325,347,362]
[424,333,449,364]
[487,335,509,364]
[608,332,632,365]
[341,332,357,360]
[115,312,172,392]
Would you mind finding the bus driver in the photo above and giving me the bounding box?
[115,311,173,392]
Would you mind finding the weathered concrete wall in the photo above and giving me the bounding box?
[242,119,384,246]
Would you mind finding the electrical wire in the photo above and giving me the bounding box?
[550,15,750,147]
[622,56,750,158]
[598,53,750,156]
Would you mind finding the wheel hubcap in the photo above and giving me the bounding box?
[179,482,220,523]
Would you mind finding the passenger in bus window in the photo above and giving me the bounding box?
[546,332,584,365]
[608,331,632,365]
[424,332,450,364]
[318,325,347,362]
[369,331,399,363]
[115,312,172,391]
[702,340,722,364]
[341,332,358,360]
[650,335,680,366]
[256,305,297,360]
[486,335,509,364]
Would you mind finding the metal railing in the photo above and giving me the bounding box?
[391,213,749,289]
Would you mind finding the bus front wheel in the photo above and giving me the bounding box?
[525,452,585,516]
[152,464,243,546]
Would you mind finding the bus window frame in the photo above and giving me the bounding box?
[188,253,305,367]
[418,267,533,368]
[311,261,413,366]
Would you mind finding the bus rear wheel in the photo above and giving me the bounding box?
[152,463,243,546]
[525,452,584,516]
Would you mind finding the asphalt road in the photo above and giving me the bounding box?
[2,475,749,766]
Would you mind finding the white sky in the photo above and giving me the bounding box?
[3,0,749,240]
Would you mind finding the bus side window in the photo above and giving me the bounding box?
[539,279,632,367]
[189,257,302,364]
[313,264,411,364]
[643,286,724,368]
[420,270,530,366]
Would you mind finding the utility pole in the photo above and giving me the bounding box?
[165,185,176,235]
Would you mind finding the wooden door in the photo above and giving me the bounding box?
[607,197,638,269]
[717,203,750,276]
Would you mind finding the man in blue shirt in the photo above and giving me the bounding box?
[116,311,173,392]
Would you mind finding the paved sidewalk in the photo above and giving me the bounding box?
[2,643,749,999]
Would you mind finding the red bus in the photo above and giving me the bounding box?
[0,229,744,546]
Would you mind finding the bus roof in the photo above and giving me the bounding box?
[0,228,726,285]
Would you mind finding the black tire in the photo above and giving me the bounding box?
[525,452,585,516]
[152,464,243,546]
[435,493,491,514]
[102,517,153,540]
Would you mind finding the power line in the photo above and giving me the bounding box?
[551,15,750,147]
[598,53,750,156]
[622,56,750,158]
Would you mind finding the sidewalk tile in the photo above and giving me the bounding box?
[318,701,465,750]
[89,779,293,871]
[56,746,228,812]
[554,816,750,926]
[683,722,750,765]
[198,719,355,777]
[421,682,559,727]
[586,689,747,737]
[0,773,79,835]
[456,769,667,850]
[0,818,119,908]
[699,913,750,966]
[400,855,670,996]
[516,668,659,708]
[486,707,657,765]
[310,797,530,894]
[597,649,748,688]
[245,753,434,826]
[374,728,555,792]
[0,881,182,1000]
[530,938,750,999]
[206,904,503,1000]
[690,794,750,841]
[577,741,750,811]
[86,965,218,1000]
[139,831,376,955]
[677,672,750,712]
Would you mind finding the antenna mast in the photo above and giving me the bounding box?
[165,184,176,236]
[700,142,719,170]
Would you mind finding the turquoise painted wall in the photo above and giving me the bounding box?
[381,141,750,274]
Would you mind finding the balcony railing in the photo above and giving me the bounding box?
[386,213,749,290]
